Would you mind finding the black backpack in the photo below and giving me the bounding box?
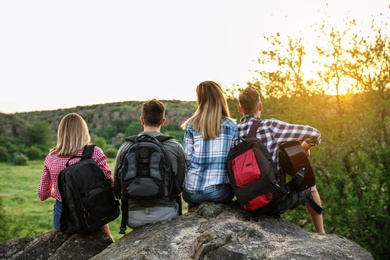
[58,145,120,233]
[115,134,181,234]
[227,120,289,217]
[227,120,323,217]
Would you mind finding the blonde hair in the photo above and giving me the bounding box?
[50,113,91,156]
[238,87,262,115]
[181,81,232,139]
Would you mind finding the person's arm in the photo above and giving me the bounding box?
[183,125,194,169]
[37,159,52,201]
[93,146,113,187]
[175,143,186,193]
[270,119,321,148]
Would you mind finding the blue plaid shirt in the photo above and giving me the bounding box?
[238,115,321,171]
[183,117,238,193]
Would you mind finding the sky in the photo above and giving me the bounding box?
[0,0,387,113]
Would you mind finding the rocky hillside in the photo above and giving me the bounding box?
[0,114,30,141]
[0,100,197,140]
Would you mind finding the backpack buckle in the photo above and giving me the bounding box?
[271,180,290,195]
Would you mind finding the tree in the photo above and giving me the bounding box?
[25,120,53,147]
[124,121,143,138]
[92,136,108,151]
[238,11,390,259]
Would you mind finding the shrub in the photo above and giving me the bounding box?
[105,146,118,159]
[0,146,10,162]
[26,146,43,160]
[92,137,107,151]
[11,153,28,166]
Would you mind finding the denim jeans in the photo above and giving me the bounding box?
[182,185,234,210]
[53,200,76,233]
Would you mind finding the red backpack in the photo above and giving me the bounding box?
[227,120,289,216]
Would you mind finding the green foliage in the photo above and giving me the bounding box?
[162,124,185,144]
[0,136,26,162]
[11,153,28,166]
[244,14,390,259]
[92,136,108,150]
[226,97,241,122]
[26,145,45,160]
[104,146,118,159]
[110,118,134,135]
[124,121,143,138]
[0,146,10,162]
[0,195,8,241]
[25,120,53,147]
[91,118,134,144]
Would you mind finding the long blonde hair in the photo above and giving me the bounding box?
[181,81,232,139]
[50,113,91,156]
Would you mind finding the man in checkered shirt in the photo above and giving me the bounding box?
[236,87,325,234]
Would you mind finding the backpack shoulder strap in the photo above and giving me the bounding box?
[248,120,261,138]
[65,144,95,167]
[303,189,323,214]
[81,144,95,159]
[125,135,137,142]
[248,119,290,195]
[126,134,173,143]
[119,197,129,234]
[57,173,69,232]
[155,135,173,143]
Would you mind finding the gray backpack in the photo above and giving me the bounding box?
[115,134,181,233]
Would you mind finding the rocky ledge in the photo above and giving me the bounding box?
[1,202,373,259]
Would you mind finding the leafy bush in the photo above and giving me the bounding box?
[0,146,10,162]
[26,120,53,147]
[26,146,44,160]
[11,153,28,166]
[105,146,118,159]
[92,137,108,150]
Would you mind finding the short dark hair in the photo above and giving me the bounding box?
[141,99,166,126]
[238,87,261,115]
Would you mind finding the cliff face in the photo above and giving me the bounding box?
[0,100,196,140]
[0,202,373,260]
[0,100,197,140]
[0,114,29,140]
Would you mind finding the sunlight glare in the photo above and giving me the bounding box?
[326,77,357,96]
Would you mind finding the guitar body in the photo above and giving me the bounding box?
[279,141,315,191]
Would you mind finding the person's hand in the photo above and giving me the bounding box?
[301,141,312,158]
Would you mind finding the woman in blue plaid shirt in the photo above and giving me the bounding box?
[181,81,238,209]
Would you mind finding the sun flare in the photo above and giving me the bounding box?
[325,77,357,96]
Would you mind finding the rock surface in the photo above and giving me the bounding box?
[0,230,112,260]
[1,202,373,260]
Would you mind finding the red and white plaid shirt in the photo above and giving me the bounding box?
[238,115,321,171]
[37,146,113,202]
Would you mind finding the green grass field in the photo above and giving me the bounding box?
[0,159,189,242]
[0,159,126,241]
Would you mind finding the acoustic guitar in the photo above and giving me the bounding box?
[279,141,316,191]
